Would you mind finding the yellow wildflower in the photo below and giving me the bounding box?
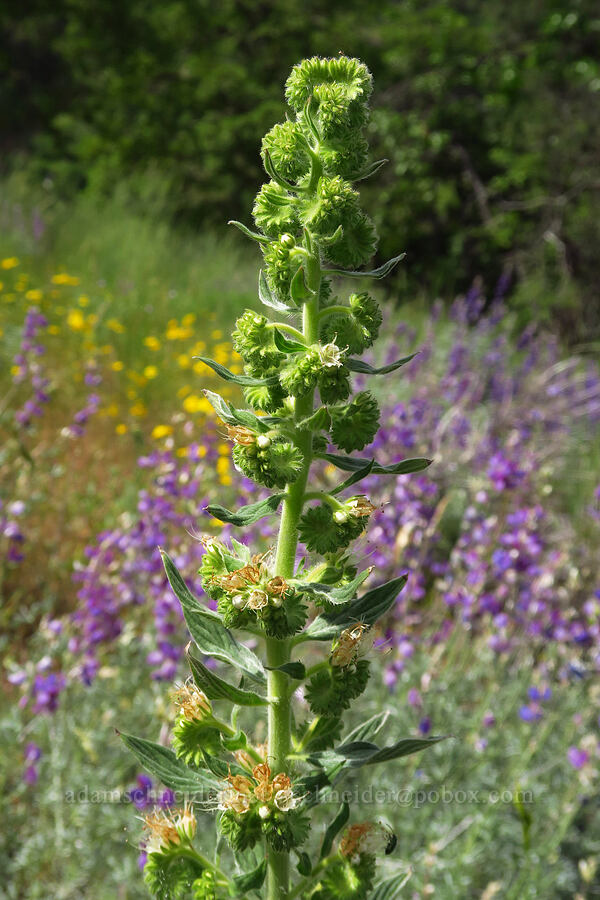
[111,361,124,372]
[144,336,161,351]
[48,325,60,335]
[107,318,125,333]
[177,354,191,369]
[211,329,223,339]
[78,295,90,307]
[143,365,158,379]
[182,313,196,327]
[115,424,128,435]
[25,289,43,301]
[67,309,86,331]
[130,402,148,417]
[1,257,19,269]
[51,272,80,285]
[152,425,173,440]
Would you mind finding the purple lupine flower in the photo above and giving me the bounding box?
[567,747,589,770]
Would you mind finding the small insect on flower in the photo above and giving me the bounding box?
[330,623,373,668]
[346,496,376,518]
[339,821,397,863]
[171,680,212,722]
[226,425,257,447]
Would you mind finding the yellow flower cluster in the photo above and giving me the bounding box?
[1,256,241,489]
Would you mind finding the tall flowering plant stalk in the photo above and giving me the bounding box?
[122,57,443,900]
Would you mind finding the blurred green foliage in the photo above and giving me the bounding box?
[2,0,600,330]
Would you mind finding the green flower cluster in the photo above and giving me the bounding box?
[298,497,375,554]
[199,539,306,637]
[227,425,304,489]
[255,57,377,301]
[320,292,382,354]
[232,310,283,375]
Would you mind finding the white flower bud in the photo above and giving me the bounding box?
[258,805,271,819]
[257,434,271,449]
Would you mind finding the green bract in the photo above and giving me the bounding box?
[122,56,441,900]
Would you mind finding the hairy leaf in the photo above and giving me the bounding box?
[273,328,307,354]
[161,551,265,683]
[265,661,306,679]
[320,452,432,476]
[309,735,447,769]
[228,219,269,244]
[206,493,285,526]
[258,269,295,312]
[320,801,350,858]
[233,858,267,893]
[119,732,218,795]
[187,647,268,706]
[346,353,417,375]
[193,356,279,387]
[371,871,413,899]
[323,252,405,279]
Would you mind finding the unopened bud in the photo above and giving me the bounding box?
[256,434,271,449]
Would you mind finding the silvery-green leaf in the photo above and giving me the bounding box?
[320,801,350,858]
[187,646,268,706]
[119,732,219,795]
[320,452,432,476]
[259,269,295,312]
[161,550,265,683]
[194,356,279,387]
[228,219,269,244]
[323,252,405,279]
[346,353,417,375]
[206,493,285,526]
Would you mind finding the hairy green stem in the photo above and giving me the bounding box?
[266,254,320,900]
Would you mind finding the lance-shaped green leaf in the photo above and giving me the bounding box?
[264,149,308,193]
[259,268,295,312]
[326,575,408,628]
[323,252,405,279]
[319,452,432,476]
[354,158,389,182]
[273,328,306,354]
[346,353,417,375]
[233,858,267,893]
[161,550,265,683]
[320,801,350,858]
[290,264,314,303]
[203,389,279,431]
[301,713,392,803]
[298,575,408,644]
[206,493,285,526]
[201,750,249,780]
[308,734,447,770]
[330,458,374,495]
[193,356,279,387]
[187,646,268,706]
[293,568,373,608]
[228,219,269,244]
[265,661,306,680]
[119,732,219,794]
[303,96,320,141]
[371,871,413,899]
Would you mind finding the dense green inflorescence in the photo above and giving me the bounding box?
[122,56,440,900]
